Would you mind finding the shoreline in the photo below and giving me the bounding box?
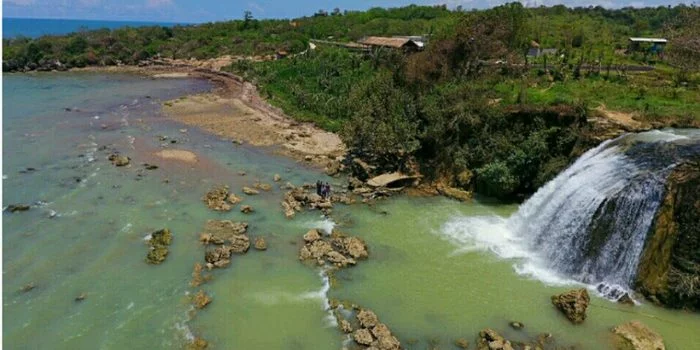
[71,63,347,171]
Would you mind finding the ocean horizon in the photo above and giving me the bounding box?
[2,17,192,39]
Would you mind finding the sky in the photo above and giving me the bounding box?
[2,0,692,23]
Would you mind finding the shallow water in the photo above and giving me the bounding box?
[3,72,699,349]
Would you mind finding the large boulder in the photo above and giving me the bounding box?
[612,321,665,350]
[202,185,232,211]
[354,328,374,346]
[303,229,322,243]
[477,329,514,350]
[635,162,700,311]
[146,228,173,265]
[551,288,590,324]
[357,309,379,328]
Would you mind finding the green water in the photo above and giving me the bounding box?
[3,73,699,349]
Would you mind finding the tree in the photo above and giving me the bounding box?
[242,10,255,30]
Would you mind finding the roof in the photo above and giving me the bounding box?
[629,37,668,43]
[357,36,417,48]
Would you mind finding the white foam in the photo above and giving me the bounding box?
[308,216,336,236]
[126,302,134,310]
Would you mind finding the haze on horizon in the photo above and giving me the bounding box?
[3,0,691,23]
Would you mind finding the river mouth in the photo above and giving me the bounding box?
[3,72,700,349]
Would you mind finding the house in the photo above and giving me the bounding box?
[628,37,667,55]
[356,36,421,51]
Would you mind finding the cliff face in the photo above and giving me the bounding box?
[636,161,700,311]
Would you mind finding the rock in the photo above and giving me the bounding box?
[357,309,379,328]
[201,220,248,244]
[202,185,232,211]
[343,237,368,259]
[307,240,333,259]
[240,205,254,214]
[455,338,470,349]
[340,319,353,333]
[351,158,374,180]
[150,228,173,246]
[509,321,524,330]
[273,174,281,182]
[325,160,341,176]
[187,337,208,350]
[612,321,665,350]
[635,161,700,311]
[229,235,251,253]
[108,154,130,166]
[376,335,401,350]
[6,204,30,213]
[75,293,87,302]
[303,229,322,243]
[304,155,313,162]
[371,323,392,339]
[242,186,259,195]
[325,250,356,267]
[299,246,312,260]
[20,282,35,293]
[437,184,472,202]
[227,193,242,205]
[146,229,172,264]
[477,328,513,350]
[354,328,374,346]
[144,163,158,170]
[282,201,296,219]
[146,245,169,264]
[193,290,212,309]
[254,183,272,191]
[551,288,590,324]
[254,237,267,250]
[366,172,418,188]
[617,293,635,306]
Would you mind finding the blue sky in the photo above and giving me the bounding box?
[3,0,691,23]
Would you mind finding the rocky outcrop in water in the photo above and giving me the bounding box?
[202,185,241,211]
[199,220,250,269]
[5,204,30,213]
[551,288,589,324]
[477,328,514,350]
[281,184,354,218]
[146,228,173,264]
[192,290,212,309]
[635,162,700,311]
[108,153,130,166]
[254,237,267,250]
[611,321,665,350]
[330,307,400,350]
[298,229,368,268]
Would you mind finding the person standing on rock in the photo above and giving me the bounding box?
[316,180,322,196]
[324,182,331,199]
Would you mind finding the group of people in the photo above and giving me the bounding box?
[316,180,332,199]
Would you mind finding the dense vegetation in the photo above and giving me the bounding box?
[4,3,699,199]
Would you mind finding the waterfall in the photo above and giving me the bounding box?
[441,129,700,296]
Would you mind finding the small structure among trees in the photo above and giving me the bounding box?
[357,36,421,52]
[628,37,667,56]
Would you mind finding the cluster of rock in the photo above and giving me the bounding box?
[202,185,241,212]
[199,220,252,269]
[281,184,354,218]
[108,153,130,167]
[298,229,368,268]
[5,204,30,213]
[330,306,401,350]
[145,228,173,264]
[612,321,665,350]
[550,288,590,324]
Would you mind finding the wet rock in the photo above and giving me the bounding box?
[229,235,251,253]
[146,229,172,265]
[617,293,635,306]
[325,160,341,176]
[202,185,232,211]
[304,155,313,162]
[227,193,242,205]
[307,240,333,259]
[455,338,470,349]
[108,154,130,166]
[282,201,297,219]
[242,186,259,195]
[192,290,212,309]
[273,174,281,182]
[477,328,513,350]
[144,163,159,170]
[612,321,665,350]
[551,288,589,324]
[254,237,267,250]
[191,263,211,287]
[75,293,87,302]
[354,328,374,346]
[340,319,353,333]
[187,337,209,350]
[303,229,322,243]
[201,220,248,244]
[342,237,368,260]
[20,282,36,293]
[357,309,379,328]
[509,321,524,330]
[6,204,30,213]
[240,205,254,214]
[254,183,272,191]
[326,250,356,267]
